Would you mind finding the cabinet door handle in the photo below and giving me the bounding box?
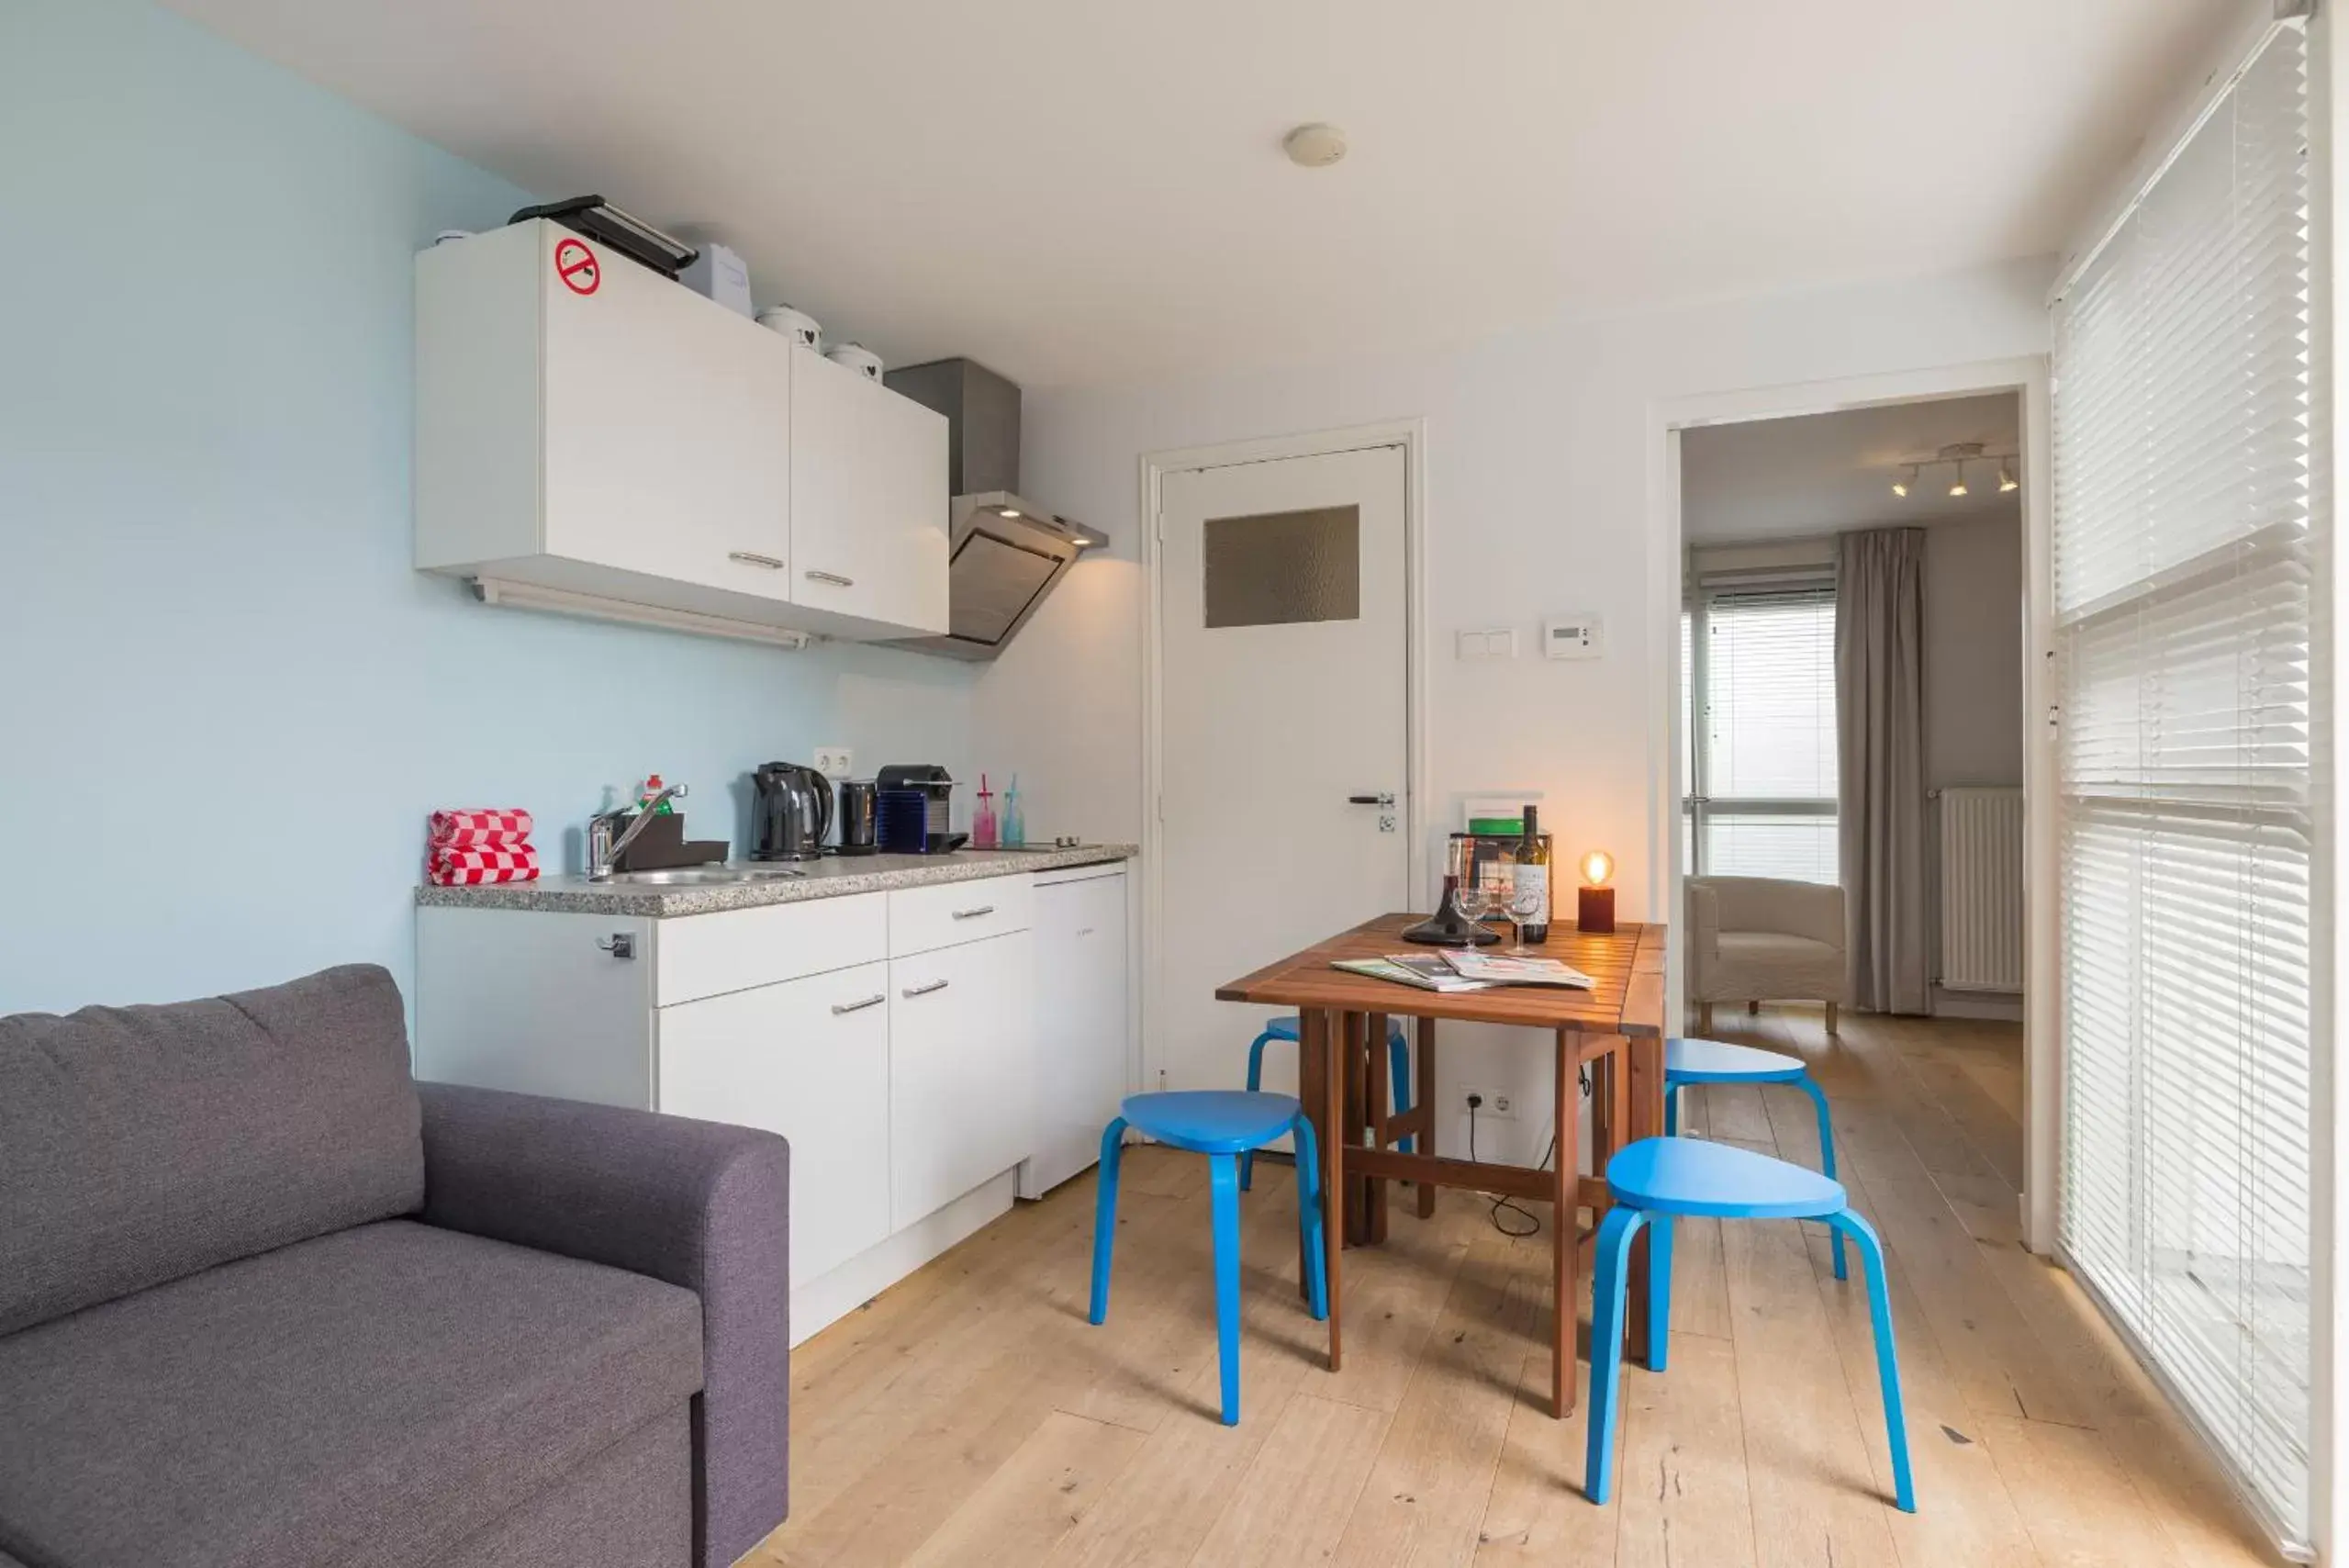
[597,933,636,959]
[951,904,996,921]
[728,551,785,570]
[901,978,950,998]
[804,568,855,588]
[830,992,886,1015]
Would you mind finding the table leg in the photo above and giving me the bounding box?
[1552,1026,1581,1418]
[1296,1014,1326,1303]
[1626,1033,1665,1364]
[1364,1012,1391,1245]
[1415,1016,1437,1220]
[1341,1012,1369,1246]
[1312,1008,1345,1371]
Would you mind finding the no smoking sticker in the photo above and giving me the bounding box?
[554,237,599,295]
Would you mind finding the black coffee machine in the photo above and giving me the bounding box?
[751,762,833,861]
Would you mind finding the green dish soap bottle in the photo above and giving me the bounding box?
[1001,775,1024,848]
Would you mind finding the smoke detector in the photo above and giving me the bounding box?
[1283,123,1348,168]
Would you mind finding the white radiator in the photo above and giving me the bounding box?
[1937,787,2025,993]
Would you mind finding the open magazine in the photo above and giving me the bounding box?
[1438,949,1596,989]
[1331,954,1498,992]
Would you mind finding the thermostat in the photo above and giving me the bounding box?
[1543,615,1604,659]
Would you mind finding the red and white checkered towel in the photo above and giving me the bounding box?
[428,808,534,851]
[426,842,541,886]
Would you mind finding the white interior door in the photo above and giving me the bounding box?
[1157,443,1410,1094]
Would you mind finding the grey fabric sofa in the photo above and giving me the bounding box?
[0,965,789,1568]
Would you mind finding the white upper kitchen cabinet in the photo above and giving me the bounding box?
[416,220,795,617]
[787,348,949,638]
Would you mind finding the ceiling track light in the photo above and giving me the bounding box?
[1886,441,2018,502]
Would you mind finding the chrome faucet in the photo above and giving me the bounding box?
[587,782,688,881]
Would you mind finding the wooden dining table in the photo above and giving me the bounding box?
[1216,914,1667,1417]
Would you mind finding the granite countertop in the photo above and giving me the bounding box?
[414,844,1136,918]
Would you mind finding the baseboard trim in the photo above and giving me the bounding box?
[789,1170,1018,1347]
[1930,986,2025,1023]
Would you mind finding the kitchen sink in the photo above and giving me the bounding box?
[607,866,809,886]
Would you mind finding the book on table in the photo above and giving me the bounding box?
[1330,955,1498,992]
[1437,949,1596,988]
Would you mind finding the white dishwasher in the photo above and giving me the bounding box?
[1017,862,1132,1197]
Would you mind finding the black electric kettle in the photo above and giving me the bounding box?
[751,762,833,861]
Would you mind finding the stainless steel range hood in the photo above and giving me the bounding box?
[883,358,1102,661]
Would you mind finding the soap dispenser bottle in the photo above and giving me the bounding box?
[972,774,998,849]
[1001,775,1024,848]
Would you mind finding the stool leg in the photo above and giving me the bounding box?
[1583,1204,1650,1506]
[1647,1215,1672,1372]
[1664,1081,1681,1137]
[1241,1029,1275,1192]
[1829,1207,1914,1512]
[1797,1074,1846,1281]
[1292,1114,1329,1320]
[1088,1117,1129,1326]
[1388,1028,1415,1155]
[1209,1153,1244,1425]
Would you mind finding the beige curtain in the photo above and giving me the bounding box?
[1836,528,1930,1014]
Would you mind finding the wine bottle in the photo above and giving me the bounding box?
[1514,805,1550,945]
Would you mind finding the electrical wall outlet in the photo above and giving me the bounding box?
[1463,1087,1517,1120]
[813,746,853,778]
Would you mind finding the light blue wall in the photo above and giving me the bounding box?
[0,0,978,1015]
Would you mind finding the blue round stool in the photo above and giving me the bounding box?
[1665,1036,1845,1280]
[1584,1137,1914,1513]
[1091,1091,1329,1426]
[1242,1014,1414,1191]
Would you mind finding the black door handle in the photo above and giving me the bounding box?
[1348,793,1397,807]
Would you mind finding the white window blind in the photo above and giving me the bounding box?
[2051,18,2317,1549]
[1684,582,1839,883]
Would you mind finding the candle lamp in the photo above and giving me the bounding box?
[1577,849,1616,934]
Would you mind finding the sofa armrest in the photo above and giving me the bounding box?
[1776,879,1847,950]
[417,1082,789,1568]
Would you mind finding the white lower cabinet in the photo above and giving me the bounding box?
[411,867,1122,1345]
[889,931,1034,1230]
[656,961,891,1287]
[1021,867,1130,1197]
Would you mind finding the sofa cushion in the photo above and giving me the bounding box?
[0,1220,704,1568]
[0,964,423,1335]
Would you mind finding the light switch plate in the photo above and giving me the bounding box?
[1543,616,1603,659]
[814,746,854,778]
[1457,627,1517,661]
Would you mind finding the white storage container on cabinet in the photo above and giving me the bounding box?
[657,962,892,1286]
[788,349,950,638]
[416,220,797,619]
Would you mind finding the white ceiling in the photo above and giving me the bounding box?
[164,0,2236,389]
[1680,392,2023,543]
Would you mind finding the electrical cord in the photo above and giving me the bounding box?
[1466,1069,1586,1238]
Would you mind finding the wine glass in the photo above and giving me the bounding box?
[1505,882,1547,954]
[1451,878,1493,935]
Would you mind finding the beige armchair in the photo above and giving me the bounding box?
[1686,875,1849,1035]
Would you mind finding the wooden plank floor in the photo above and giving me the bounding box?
[748,1007,2282,1567]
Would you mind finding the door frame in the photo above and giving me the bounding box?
[1137,420,1431,1092]
[1644,356,2059,1251]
